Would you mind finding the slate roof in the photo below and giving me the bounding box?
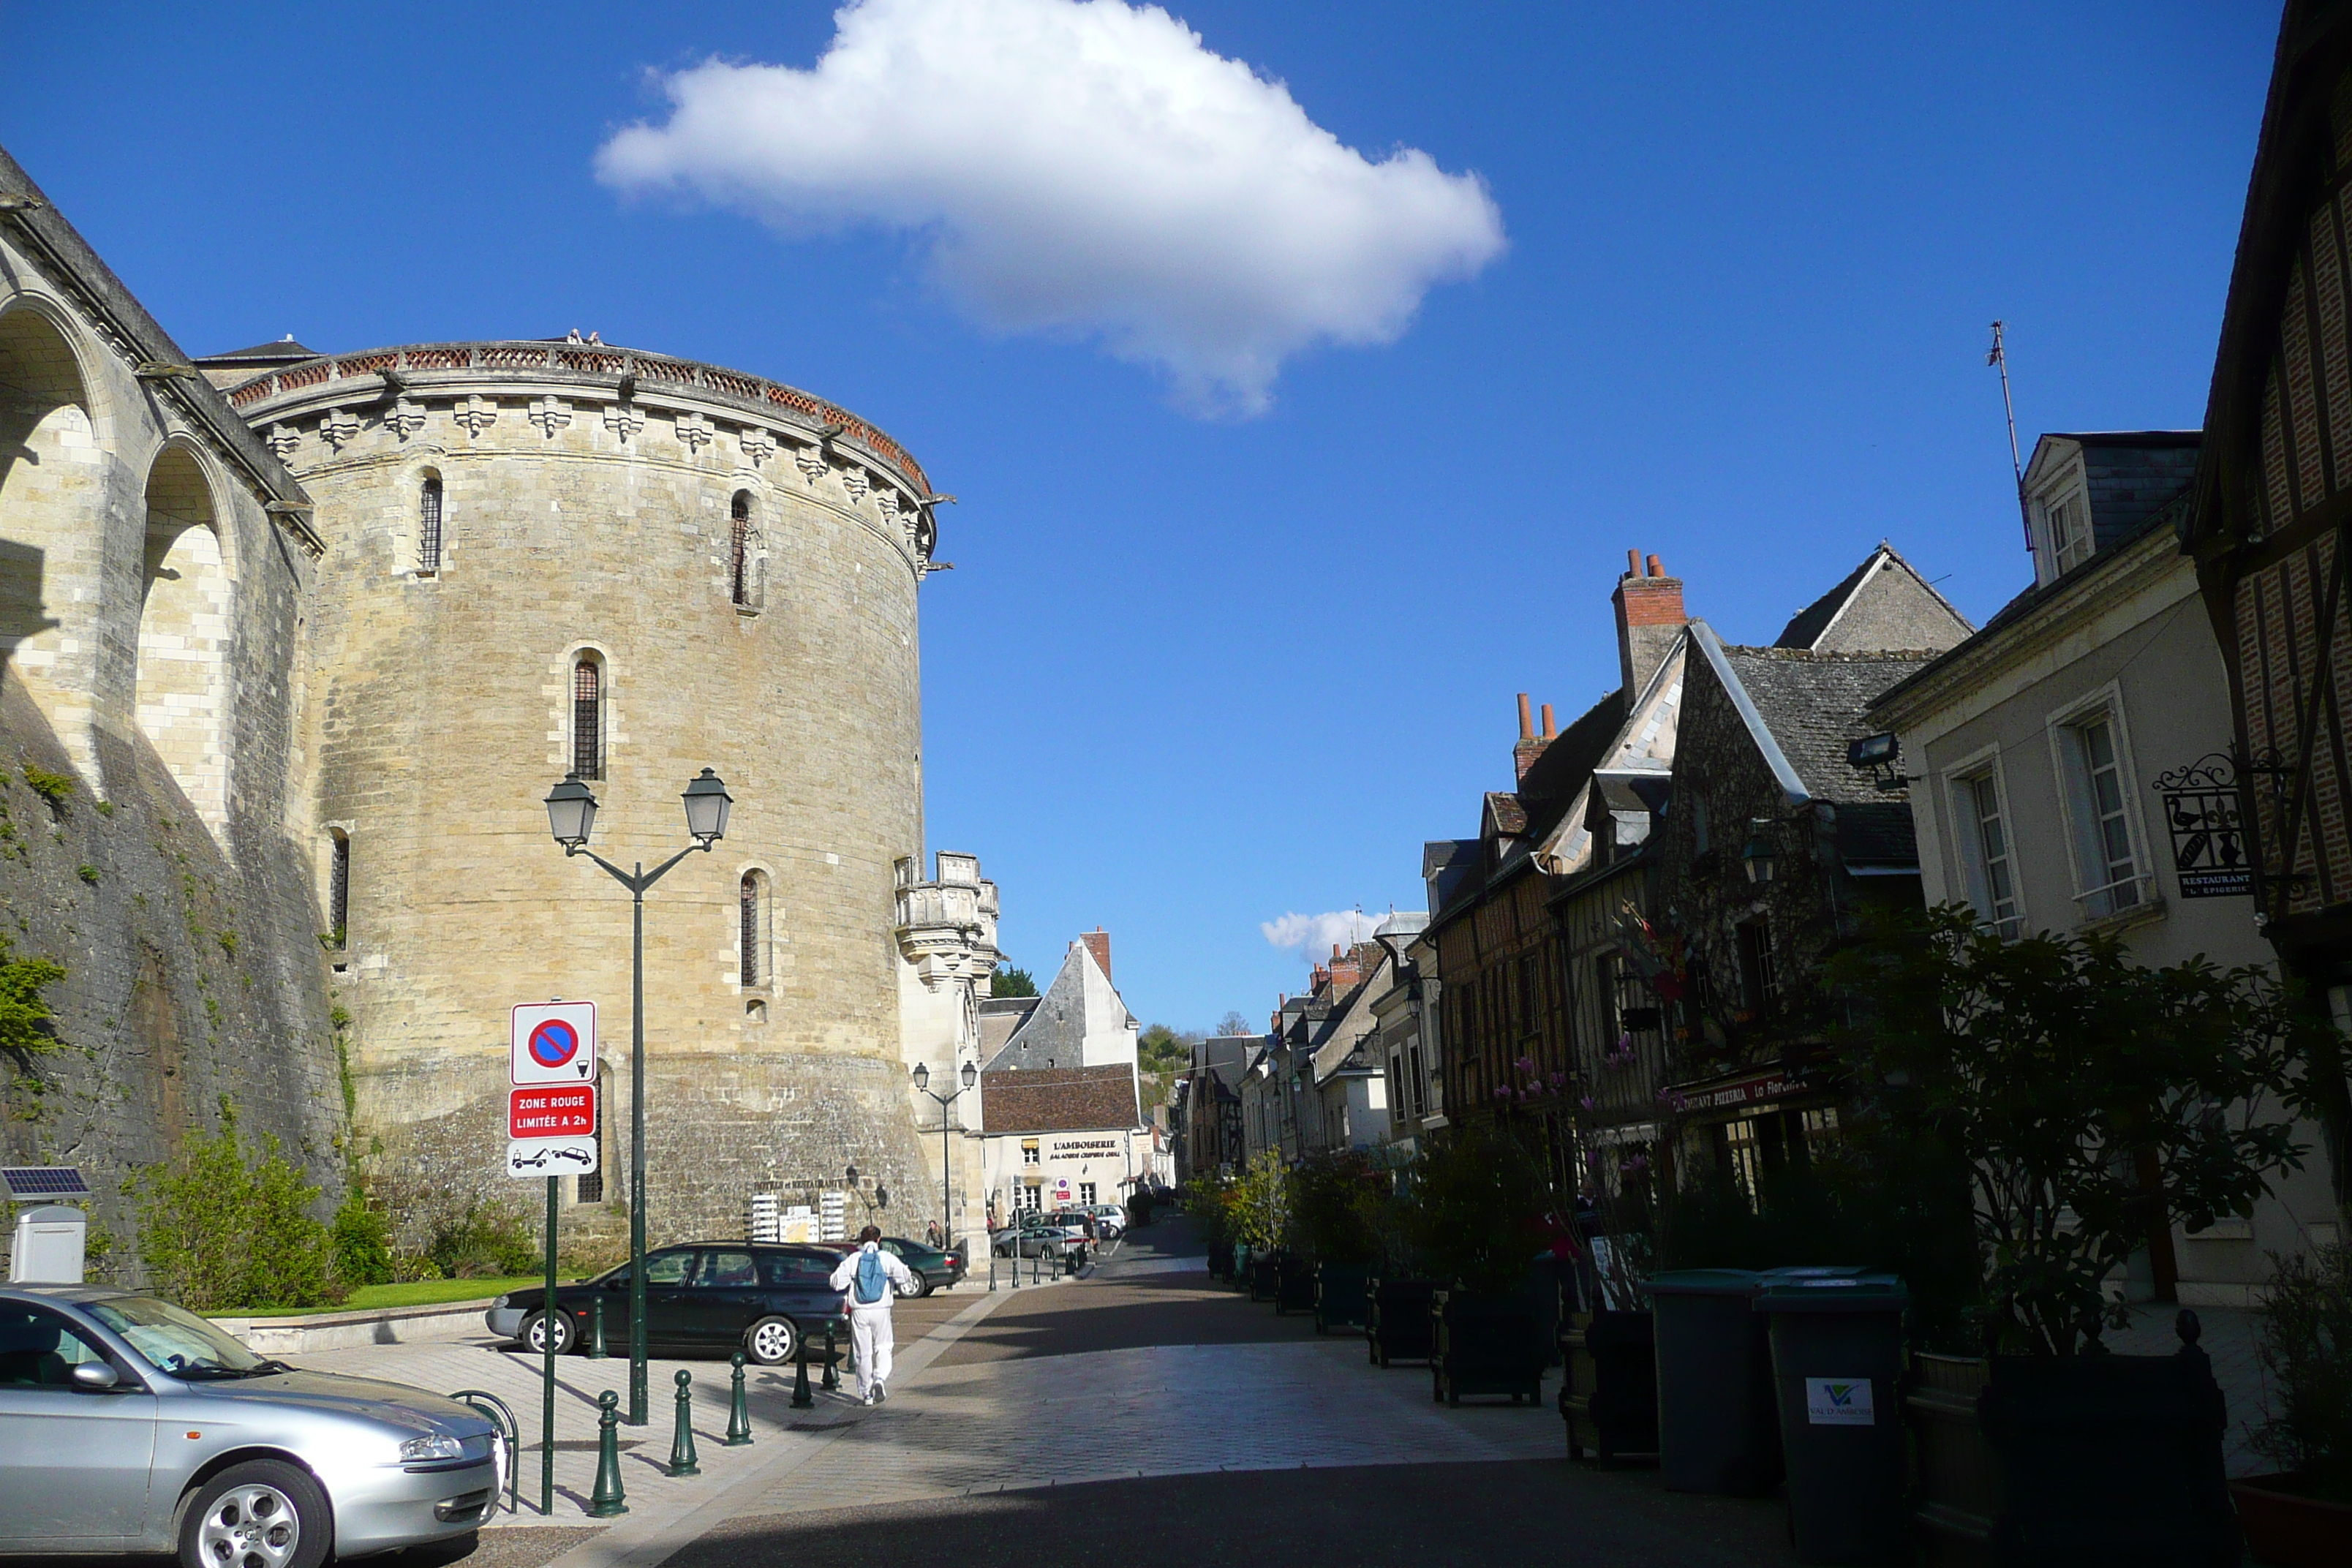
[1513,688,1628,843]
[1483,793,1529,837]
[1712,641,1940,804]
[2047,431,2201,554]
[983,955,1091,1072]
[1834,800,1921,867]
[976,996,1040,1060]
[978,1065,1139,1134]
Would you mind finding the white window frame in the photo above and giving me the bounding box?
[1941,742,2024,938]
[2027,448,2094,584]
[2044,684,2156,924]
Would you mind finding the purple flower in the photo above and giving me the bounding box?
[1579,1096,1596,1112]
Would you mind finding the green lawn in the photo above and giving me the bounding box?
[223,1276,549,1319]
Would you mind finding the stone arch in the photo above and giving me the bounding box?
[136,441,233,837]
[0,301,103,773]
[568,646,607,781]
[738,864,772,990]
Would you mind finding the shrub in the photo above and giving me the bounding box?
[1227,1150,1291,1251]
[1288,1150,1384,1264]
[2252,1243,2352,1504]
[390,1248,444,1284]
[0,934,67,1057]
[131,1104,337,1311]
[428,1198,540,1279]
[330,1186,394,1288]
[1407,1121,1550,1294]
[20,765,72,807]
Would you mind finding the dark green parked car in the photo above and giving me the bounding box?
[815,1236,966,1296]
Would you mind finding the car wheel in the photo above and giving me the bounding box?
[179,1458,331,1568]
[902,1273,933,1299]
[745,1314,799,1366]
[523,1309,576,1355]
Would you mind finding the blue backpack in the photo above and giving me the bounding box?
[854,1248,888,1305]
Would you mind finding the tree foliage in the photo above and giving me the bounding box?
[1138,1023,1194,1074]
[1828,904,2313,1355]
[2253,1243,2352,1503]
[990,966,1039,998]
[1228,1150,1292,1250]
[0,933,68,1057]
[1406,1120,1550,1294]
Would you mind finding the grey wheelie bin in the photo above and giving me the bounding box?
[1642,1268,1782,1494]
[1755,1272,1910,1565]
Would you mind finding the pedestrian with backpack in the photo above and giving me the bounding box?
[828,1226,916,1404]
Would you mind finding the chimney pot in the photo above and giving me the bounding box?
[1647,553,1664,578]
[1540,702,1556,739]
[1627,548,1641,577]
[1516,692,1534,741]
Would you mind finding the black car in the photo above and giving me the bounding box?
[486,1241,847,1365]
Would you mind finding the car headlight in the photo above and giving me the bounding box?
[491,1294,510,1308]
[399,1433,466,1465]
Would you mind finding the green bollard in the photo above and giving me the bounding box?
[725,1351,753,1447]
[790,1333,814,1409]
[588,1294,607,1359]
[588,1390,629,1518]
[666,1369,701,1477]
[821,1321,840,1393]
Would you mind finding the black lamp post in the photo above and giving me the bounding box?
[912,1059,979,1250]
[543,765,731,1425]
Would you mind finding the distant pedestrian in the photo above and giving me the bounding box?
[828,1225,916,1405]
[926,1218,943,1249]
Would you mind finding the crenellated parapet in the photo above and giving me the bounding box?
[894,851,1001,990]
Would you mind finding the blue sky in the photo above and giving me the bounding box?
[3,2,2274,1030]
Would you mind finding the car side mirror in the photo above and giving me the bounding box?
[71,1362,120,1391]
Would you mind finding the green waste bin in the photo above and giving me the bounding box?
[1755,1273,1910,1566]
[1642,1268,1782,1494]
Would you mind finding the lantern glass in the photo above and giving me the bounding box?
[544,772,598,848]
[960,1060,978,1091]
[682,768,732,843]
[1742,830,1776,885]
[912,1061,931,1092]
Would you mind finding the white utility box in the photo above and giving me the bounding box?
[9,1204,86,1284]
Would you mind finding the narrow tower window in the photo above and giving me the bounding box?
[418,475,443,575]
[739,871,764,986]
[328,830,350,946]
[730,491,755,608]
[573,657,603,780]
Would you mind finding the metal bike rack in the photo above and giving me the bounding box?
[448,1387,524,1515]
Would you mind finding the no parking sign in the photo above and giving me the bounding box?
[511,1000,597,1085]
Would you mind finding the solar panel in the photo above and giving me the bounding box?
[1,1167,89,1199]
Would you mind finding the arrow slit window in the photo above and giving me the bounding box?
[729,491,759,609]
[571,655,603,780]
[418,472,442,576]
[740,869,769,989]
[327,829,349,948]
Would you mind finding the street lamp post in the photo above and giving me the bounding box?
[543,766,732,1426]
[911,1059,979,1251]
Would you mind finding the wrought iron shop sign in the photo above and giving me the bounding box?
[2152,754,2253,899]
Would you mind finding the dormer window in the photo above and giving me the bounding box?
[2042,489,2092,576]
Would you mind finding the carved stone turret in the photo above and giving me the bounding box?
[894,851,1000,989]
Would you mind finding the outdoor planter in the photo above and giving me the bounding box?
[1431,1287,1545,1406]
[2228,1475,2352,1568]
[1904,1354,1997,1568]
[1558,1308,1657,1463]
[1366,1277,1439,1367]
[1205,1241,1230,1281]
[1314,1262,1371,1335]
[1248,1252,1282,1303]
[1975,1321,2238,1567]
[1274,1254,1316,1314]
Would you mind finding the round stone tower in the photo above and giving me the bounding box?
[221,340,944,1242]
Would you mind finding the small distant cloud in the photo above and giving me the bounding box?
[1260,909,1378,961]
[594,0,1505,415]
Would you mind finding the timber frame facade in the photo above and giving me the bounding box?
[2185,0,2352,1211]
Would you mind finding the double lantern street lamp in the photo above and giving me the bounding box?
[543,766,732,1426]
[911,1059,979,1251]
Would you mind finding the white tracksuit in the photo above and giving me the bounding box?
[827,1242,916,1398]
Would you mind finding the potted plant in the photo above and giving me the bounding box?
[1227,1151,1289,1303]
[1409,1122,1549,1405]
[1831,905,2323,1564]
[2234,1242,2352,1567]
[1290,1150,1382,1333]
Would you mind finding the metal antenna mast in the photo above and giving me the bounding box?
[1988,321,2032,557]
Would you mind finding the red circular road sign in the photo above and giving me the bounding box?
[527,1019,581,1071]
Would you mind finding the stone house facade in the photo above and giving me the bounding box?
[1872,429,2342,1303]
[977,934,1142,1216]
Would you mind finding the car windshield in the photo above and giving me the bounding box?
[86,1297,271,1379]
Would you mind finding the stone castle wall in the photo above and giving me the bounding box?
[0,216,344,1261]
[234,345,943,1243]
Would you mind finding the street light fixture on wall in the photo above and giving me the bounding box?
[541,764,733,1426]
[912,1058,979,1250]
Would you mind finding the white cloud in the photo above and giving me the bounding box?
[595,0,1505,415]
[1260,909,1378,961]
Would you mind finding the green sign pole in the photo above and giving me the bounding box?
[542,1174,558,1515]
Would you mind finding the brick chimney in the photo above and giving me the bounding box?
[1081,927,1111,984]
[1513,693,1561,780]
[1327,942,1365,992]
[1612,549,1686,708]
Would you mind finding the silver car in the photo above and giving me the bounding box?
[0,1284,500,1565]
